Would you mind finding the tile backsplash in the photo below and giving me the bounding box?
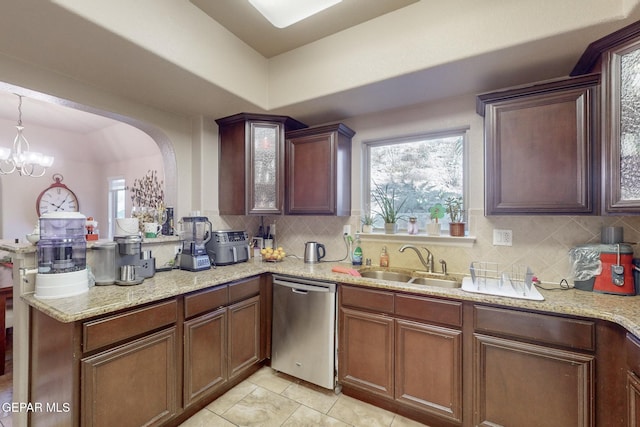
[208,210,640,285]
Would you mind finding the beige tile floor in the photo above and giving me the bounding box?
[180,366,429,427]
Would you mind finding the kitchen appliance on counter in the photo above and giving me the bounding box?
[271,275,337,390]
[178,216,212,271]
[304,241,326,263]
[92,241,117,285]
[205,230,249,266]
[35,212,89,299]
[114,235,156,285]
[570,243,635,295]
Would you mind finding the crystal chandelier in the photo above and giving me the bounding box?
[0,95,54,177]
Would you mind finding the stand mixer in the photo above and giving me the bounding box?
[179,216,213,271]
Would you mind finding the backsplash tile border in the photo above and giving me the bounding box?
[207,210,640,285]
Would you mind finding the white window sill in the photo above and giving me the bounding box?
[359,231,476,248]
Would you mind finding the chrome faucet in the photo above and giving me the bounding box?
[399,244,434,273]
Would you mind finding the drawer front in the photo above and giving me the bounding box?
[474,305,595,351]
[627,333,640,376]
[395,293,462,327]
[185,285,228,319]
[340,285,394,314]
[228,276,261,304]
[83,300,177,353]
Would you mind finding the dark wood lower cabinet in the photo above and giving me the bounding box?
[339,307,394,398]
[29,276,267,427]
[81,329,178,427]
[395,320,462,422]
[473,333,594,427]
[183,307,226,406]
[629,372,640,427]
[228,295,261,379]
[339,286,463,426]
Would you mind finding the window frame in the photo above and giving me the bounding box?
[361,127,470,232]
[107,176,127,239]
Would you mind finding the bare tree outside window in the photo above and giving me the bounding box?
[363,129,467,231]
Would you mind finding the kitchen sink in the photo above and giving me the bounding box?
[408,276,460,288]
[358,268,460,289]
[359,270,413,282]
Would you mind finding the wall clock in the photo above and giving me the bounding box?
[36,174,79,216]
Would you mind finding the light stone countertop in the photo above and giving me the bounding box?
[20,257,640,338]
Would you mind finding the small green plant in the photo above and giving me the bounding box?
[444,196,464,223]
[429,203,445,223]
[361,214,374,226]
[371,183,407,224]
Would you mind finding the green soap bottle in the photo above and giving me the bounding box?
[352,233,363,266]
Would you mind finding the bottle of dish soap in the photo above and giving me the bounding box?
[352,233,363,266]
[380,246,389,268]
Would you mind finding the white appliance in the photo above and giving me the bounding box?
[35,212,89,299]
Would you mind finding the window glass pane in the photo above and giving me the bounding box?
[365,131,465,230]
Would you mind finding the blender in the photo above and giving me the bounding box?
[179,216,213,271]
[35,212,89,299]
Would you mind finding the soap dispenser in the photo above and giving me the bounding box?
[380,246,389,268]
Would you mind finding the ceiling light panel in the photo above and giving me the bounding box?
[248,0,342,28]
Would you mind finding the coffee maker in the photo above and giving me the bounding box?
[179,216,212,271]
[114,235,156,285]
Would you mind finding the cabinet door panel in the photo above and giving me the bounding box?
[228,295,261,379]
[81,328,177,427]
[287,132,334,214]
[629,371,640,427]
[479,75,599,215]
[339,307,394,398]
[395,320,462,422]
[184,308,227,406]
[285,123,353,216]
[474,334,594,427]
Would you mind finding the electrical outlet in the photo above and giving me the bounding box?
[493,229,513,246]
[343,225,351,235]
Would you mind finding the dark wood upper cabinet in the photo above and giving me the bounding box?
[573,20,640,213]
[477,74,600,215]
[285,123,354,216]
[216,113,307,215]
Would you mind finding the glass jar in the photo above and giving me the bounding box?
[407,217,419,235]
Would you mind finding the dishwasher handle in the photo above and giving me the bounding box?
[273,276,336,293]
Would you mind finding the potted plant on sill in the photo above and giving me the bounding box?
[428,203,445,236]
[372,183,406,234]
[361,214,374,233]
[445,196,465,237]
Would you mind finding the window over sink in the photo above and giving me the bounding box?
[362,128,467,232]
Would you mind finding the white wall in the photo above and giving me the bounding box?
[0,116,164,241]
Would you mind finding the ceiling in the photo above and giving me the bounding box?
[190,0,419,58]
[0,0,421,135]
[0,0,639,138]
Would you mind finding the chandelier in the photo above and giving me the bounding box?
[0,95,54,177]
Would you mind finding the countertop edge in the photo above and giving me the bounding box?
[21,259,640,338]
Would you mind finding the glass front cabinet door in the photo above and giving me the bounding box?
[250,122,283,214]
[604,37,640,213]
[216,113,306,215]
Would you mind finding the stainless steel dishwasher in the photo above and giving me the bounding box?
[271,274,337,390]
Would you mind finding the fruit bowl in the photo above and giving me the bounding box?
[261,247,286,262]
